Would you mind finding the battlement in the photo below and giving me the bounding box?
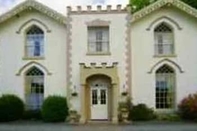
[67,5,131,14]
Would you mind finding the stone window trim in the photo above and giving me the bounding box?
[86,19,111,27]
[148,59,184,74]
[16,61,52,76]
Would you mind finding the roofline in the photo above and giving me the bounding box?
[0,0,67,25]
[132,0,197,23]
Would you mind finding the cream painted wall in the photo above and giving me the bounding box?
[0,10,67,101]
[69,12,128,112]
[131,6,197,110]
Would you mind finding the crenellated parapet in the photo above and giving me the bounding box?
[79,62,118,69]
[67,5,131,15]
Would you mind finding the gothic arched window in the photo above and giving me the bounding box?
[26,25,44,57]
[154,23,174,55]
[155,64,175,109]
[25,66,44,110]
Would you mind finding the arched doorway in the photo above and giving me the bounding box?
[87,75,112,120]
[79,63,119,123]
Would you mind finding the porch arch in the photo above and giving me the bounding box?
[79,63,119,123]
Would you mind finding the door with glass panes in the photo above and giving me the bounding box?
[91,83,108,120]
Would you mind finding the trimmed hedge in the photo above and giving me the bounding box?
[178,93,197,121]
[41,96,69,122]
[0,94,24,122]
[22,110,42,120]
[128,104,155,121]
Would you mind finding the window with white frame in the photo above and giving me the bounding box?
[26,25,44,57]
[155,65,175,109]
[88,27,109,53]
[25,67,44,110]
[154,23,174,55]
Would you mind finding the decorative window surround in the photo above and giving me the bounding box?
[148,59,184,74]
[86,52,111,56]
[16,61,52,76]
[16,19,51,34]
[22,57,45,60]
[146,16,182,31]
[86,19,111,27]
[153,54,177,58]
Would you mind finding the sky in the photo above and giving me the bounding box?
[0,0,128,15]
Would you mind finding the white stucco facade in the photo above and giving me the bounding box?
[0,10,67,100]
[0,0,197,123]
[131,6,197,110]
[68,11,128,113]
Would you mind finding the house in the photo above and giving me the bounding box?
[0,0,197,123]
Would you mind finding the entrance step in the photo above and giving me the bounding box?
[87,120,115,125]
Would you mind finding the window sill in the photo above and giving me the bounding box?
[153,54,177,58]
[22,57,45,60]
[155,109,175,114]
[86,52,111,56]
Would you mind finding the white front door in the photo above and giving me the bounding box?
[91,84,108,120]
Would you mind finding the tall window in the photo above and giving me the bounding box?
[25,67,44,110]
[88,27,109,53]
[156,65,175,109]
[154,23,174,55]
[26,25,44,57]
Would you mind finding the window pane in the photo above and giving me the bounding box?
[92,90,98,105]
[88,27,109,53]
[100,89,106,105]
[26,26,44,57]
[155,65,175,109]
[154,23,174,55]
[26,67,44,110]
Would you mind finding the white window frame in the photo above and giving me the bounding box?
[25,67,44,110]
[154,23,174,56]
[25,26,44,58]
[155,65,175,110]
[87,26,110,55]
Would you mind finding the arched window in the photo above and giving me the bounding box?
[26,25,44,57]
[25,66,44,110]
[154,23,174,55]
[155,65,175,109]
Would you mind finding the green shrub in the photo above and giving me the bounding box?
[0,94,24,122]
[178,93,197,121]
[128,103,155,121]
[156,113,181,121]
[41,96,69,122]
[22,110,42,120]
